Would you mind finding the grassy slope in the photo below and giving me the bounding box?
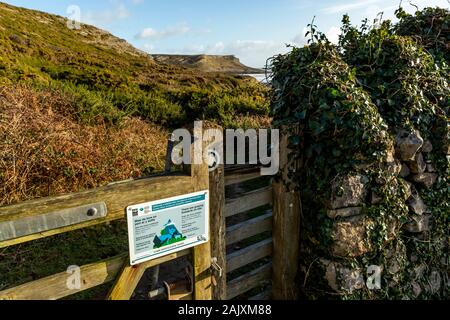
[0,2,269,127]
[0,2,270,298]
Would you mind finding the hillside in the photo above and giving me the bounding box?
[0,2,270,205]
[0,2,270,298]
[151,54,265,74]
[0,2,269,127]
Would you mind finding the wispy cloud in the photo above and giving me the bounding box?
[82,3,130,27]
[321,0,385,14]
[135,24,191,40]
[293,26,341,45]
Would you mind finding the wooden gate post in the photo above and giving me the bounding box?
[209,162,226,300]
[189,124,212,300]
[202,124,227,300]
[272,129,301,300]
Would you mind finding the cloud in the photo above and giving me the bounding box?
[322,0,449,19]
[142,43,155,51]
[130,0,144,4]
[325,26,341,44]
[292,26,341,46]
[82,3,130,27]
[321,0,385,14]
[135,24,191,40]
[292,27,309,46]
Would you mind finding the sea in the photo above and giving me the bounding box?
[242,73,271,84]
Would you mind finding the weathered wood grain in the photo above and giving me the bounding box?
[0,250,190,300]
[226,238,272,273]
[225,187,272,218]
[226,212,273,245]
[0,254,126,300]
[248,287,272,300]
[189,127,212,301]
[107,262,148,300]
[224,169,262,186]
[0,175,196,248]
[272,130,301,300]
[209,163,227,300]
[226,263,272,300]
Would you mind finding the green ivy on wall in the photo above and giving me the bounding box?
[270,7,449,300]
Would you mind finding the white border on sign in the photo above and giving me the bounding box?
[126,190,209,266]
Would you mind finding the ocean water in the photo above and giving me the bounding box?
[242,73,270,84]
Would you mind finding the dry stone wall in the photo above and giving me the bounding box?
[270,8,449,300]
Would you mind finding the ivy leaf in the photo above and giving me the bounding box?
[289,135,301,146]
[296,110,307,120]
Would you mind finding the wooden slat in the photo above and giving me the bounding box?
[0,254,125,300]
[177,293,193,300]
[171,291,193,301]
[0,250,190,300]
[225,187,272,218]
[225,171,262,186]
[226,212,272,245]
[107,262,147,300]
[226,238,272,273]
[0,175,196,248]
[248,288,272,300]
[227,263,272,300]
[224,164,262,172]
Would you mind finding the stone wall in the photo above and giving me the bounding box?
[311,128,449,298]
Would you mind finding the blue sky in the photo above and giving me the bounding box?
[3,0,449,67]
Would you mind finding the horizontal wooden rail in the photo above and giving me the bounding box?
[227,263,272,300]
[248,287,272,300]
[224,164,262,172]
[226,212,272,245]
[225,187,272,218]
[0,174,196,248]
[225,170,263,187]
[226,238,272,273]
[0,250,190,300]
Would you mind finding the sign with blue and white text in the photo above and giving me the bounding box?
[126,190,209,265]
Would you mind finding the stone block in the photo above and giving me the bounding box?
[329,174,369,209]
[395,129,424,161]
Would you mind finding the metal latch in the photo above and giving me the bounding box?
[211,257,223,278]
[162,264,193,300]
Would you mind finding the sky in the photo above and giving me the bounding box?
[2,0,449,68]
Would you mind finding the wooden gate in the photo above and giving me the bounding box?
[208,129,300,301]
[0,140,212,300]
[225,165,275,300]
[0,130,299,300]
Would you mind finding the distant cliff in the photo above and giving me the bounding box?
[151,54,264,74]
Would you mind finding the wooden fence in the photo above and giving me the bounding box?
[0,132,300,300]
